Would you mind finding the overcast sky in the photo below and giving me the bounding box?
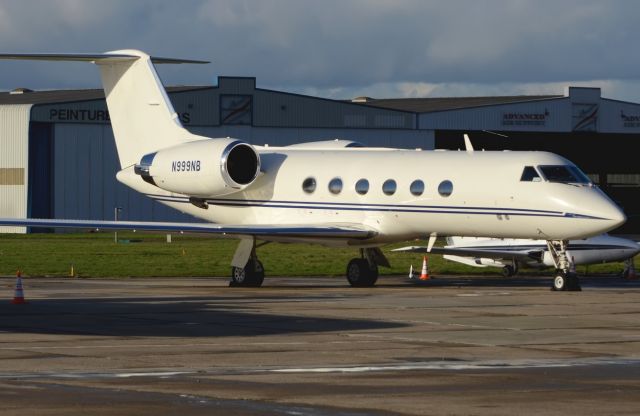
[2,0,640,101]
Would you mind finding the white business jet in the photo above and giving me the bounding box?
[0,50,626,290]
[395,234,639,286]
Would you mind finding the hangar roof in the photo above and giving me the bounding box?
[355,95,563,113]
[0,80,566,115]
[0,86,211,105]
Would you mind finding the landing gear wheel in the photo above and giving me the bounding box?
[552,272,581,291]
[346,258,378,287]
[502,265,516,278]
[230,260,265,287]
[552,273,566,291]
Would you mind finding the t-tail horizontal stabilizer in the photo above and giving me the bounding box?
[0,50,209,170]
[0,53,209,64]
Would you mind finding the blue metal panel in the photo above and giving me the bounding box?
[27,123,53,226]
[48,124,190,223]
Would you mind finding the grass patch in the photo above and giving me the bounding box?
[0,232,634,278]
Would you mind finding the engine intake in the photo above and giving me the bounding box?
[222,141,260,186]
[134,138,260,197]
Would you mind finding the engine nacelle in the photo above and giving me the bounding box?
[134,138,260,197]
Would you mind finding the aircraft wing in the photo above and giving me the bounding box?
[0,218,377,240]
[392,245,544,262]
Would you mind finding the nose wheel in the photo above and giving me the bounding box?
[552,271,581,291]
[547,240,581,291]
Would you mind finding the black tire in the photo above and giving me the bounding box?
[502,265,516,278]
[230,259,265,287]
[346,258,378,287]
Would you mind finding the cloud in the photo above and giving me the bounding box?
[1,0,640,103]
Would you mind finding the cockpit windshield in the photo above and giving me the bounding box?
[538,165,592,185]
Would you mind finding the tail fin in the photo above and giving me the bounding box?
[0,50,209,168]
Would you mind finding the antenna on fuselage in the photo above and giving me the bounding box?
[463,134,474,153]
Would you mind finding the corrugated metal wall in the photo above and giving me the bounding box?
[419,98,571,132]
[600,99,640,133]
[52,124,197,222]
[0,105,31,233]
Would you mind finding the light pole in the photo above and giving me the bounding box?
[114,207,122,243]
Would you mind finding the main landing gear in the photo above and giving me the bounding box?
[230,257,265,287]
[229,239,266,287]
[546,240,581,291]
[346,248,389,287]
[501,263,518,278]
[228,241,390,288]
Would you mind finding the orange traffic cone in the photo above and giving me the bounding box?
[419,256,430,280]
[12,271,26,305]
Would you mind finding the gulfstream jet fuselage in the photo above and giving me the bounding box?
[0,50,626,290]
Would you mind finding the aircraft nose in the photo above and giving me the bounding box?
[587,191,627,234]
[598,198,627,230]
[606,204,627,229]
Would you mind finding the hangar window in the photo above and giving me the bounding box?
[520,166,541,182]
[438,180,453,197]
[539,165,591,184]
[329,177,343,194]
[410,180,424,196]
[302,177,316,193]
[382,179,397,196]
[355,179,369,195]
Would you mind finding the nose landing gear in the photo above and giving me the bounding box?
[546,240,581,291]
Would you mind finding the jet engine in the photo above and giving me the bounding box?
[134,138,260,197]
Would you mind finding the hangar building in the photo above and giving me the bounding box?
[1,78,638,233]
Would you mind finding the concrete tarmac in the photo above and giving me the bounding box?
[0,274,639,415]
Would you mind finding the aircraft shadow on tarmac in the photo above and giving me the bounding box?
[0,295,406,337]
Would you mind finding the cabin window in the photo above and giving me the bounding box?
[438,180,453,197]
[410,180,424,196]
[355,179,369,195]
[520,166,541,182]
[539,165,591,184]
[382,179,397,195]
[302,177,316,193]
[329,177,343,194]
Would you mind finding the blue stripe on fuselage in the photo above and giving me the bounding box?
[145,194,606,220]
